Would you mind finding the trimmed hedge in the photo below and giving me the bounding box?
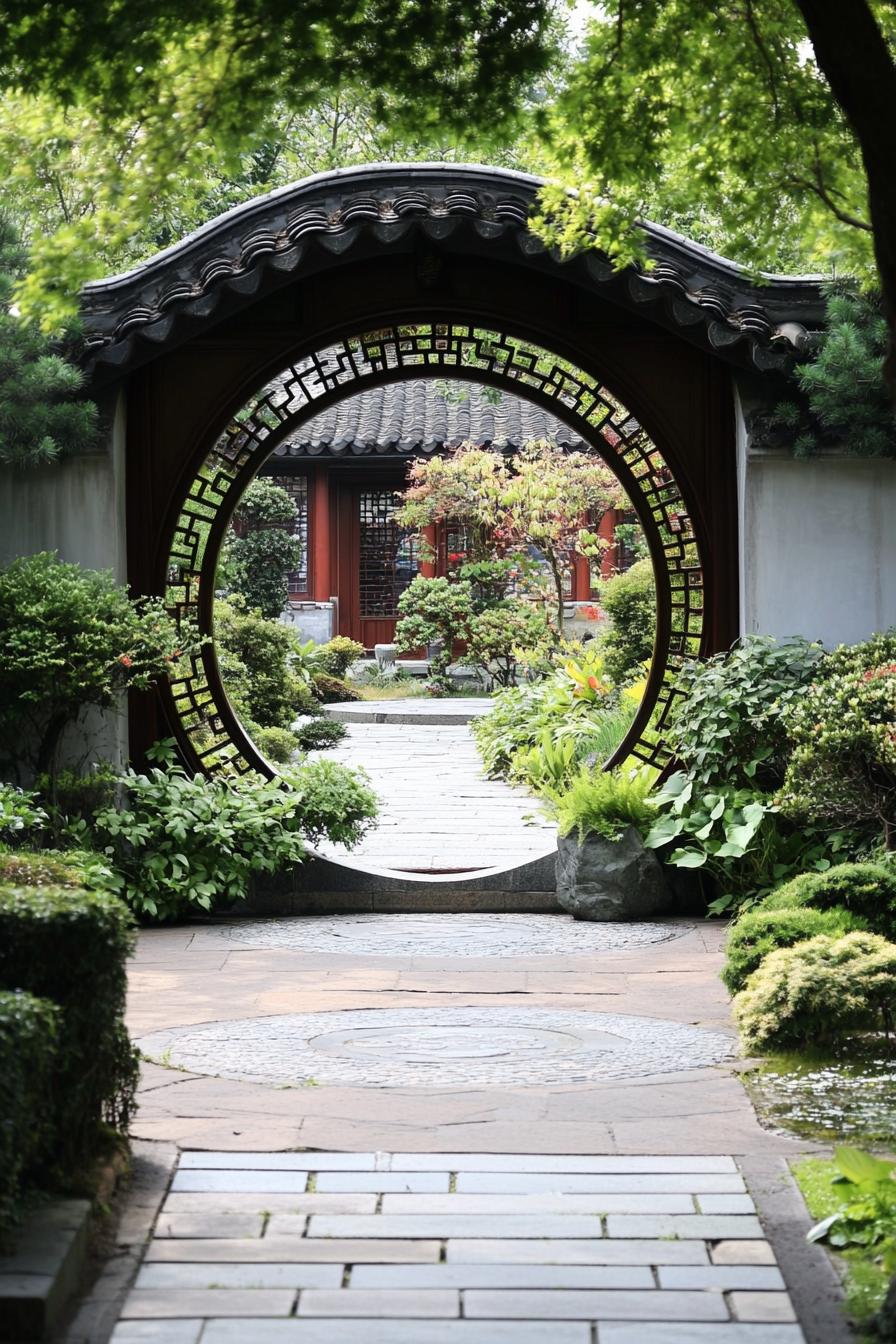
[722,905,865,994]
[293,718,348,751]
[0,849,85,888]
[0,990,58,1246]
[761,862,896,936]
[312,672,362,704]
[0,885,138,1175]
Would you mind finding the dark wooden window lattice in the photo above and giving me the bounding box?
[358,490,419,618]
[164,322,705,777]
[269,473,309,595]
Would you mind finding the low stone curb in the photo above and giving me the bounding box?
[0,1198,91,1342]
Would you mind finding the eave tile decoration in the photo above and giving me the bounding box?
[165,323,704,777]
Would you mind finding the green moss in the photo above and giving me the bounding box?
[793,1157,890,1332]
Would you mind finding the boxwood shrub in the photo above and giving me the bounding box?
[761,862,896,936]
[733,931,896,1052]
[722,905,866,994]
[0,990,58,1246]
[0,886,138,1176]
[0,849,85,888]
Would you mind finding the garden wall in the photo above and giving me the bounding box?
[737,393,896,647]
[0,390,129,769]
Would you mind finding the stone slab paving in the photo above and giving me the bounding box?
[307,717,556,872]
[324,697,494,725]
[112,1151,804,1342]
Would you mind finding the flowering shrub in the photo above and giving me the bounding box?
[461,601,553,688]
[779,631,896,846]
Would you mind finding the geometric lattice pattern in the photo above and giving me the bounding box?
[164,322,705,776]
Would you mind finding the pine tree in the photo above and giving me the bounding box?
[0,216,97,467]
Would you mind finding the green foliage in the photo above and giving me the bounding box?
[722,906,865,995]
[34,762,117,845]
[292,718,348,751]
[225,480,301,619]
[779,632,896,845]
[645,635,846,914]
[461,600,553,688]
[0,215,97,465]
[311,672,362,704]
[473,659,629,779]
[0,783,47,846]
[216,600,316,728]
[92,754,377,920]
[667,635,823,789]
[395,576,474,683]
[762,863,896,939]
[0,3,555,324]
[312,638,365,679]
[0,849,85,888]
[733,932,896,1053]
[253,725,299,765]
[536,3,877,283]
[0,552,197,778]
[552,765,655,844]
[805,1147,896,1329]
[775,288,896,458]
[595,559,655,685]
[0,884,138,1173]
[0,989,58,1245]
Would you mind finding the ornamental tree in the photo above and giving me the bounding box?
[0,552,199,780]
[224,478,302,619]
[398,439,622,631]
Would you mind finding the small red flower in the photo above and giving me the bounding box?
[118,654,133,668]
[587,674,599,690]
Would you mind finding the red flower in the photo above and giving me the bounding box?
[118,654,133,668]
[587,674,599,690]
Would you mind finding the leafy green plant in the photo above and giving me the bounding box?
[223,479,302,619]
[595,559,656,685]
[722,906,865,995]
[34,762,117,845]
[667,635,823,790]
[779,632,896,847]
[395,576,474,684]
[461,600,553,688]
[312,637,364,679]
[216,600,318,729]
[253,725,299,765]
[92,751,377,919]
[0,884,138,1175]
[551,766,655,844]
[807,1147,896,1282]
[292,718,348,751]
[761,863,896,939]
[0,552,198,779]
[0,783,47,847]
[733,932,896,1053]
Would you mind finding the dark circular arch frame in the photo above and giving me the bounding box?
[161,318,706,777]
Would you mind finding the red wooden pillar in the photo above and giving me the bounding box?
[310,467,332,601]
[598,508,622,581]
[420,524,438,578]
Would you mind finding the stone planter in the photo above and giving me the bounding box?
[555,825,670,921]
[374,643,398,677]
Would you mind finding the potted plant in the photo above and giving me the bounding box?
[552,766,670,920]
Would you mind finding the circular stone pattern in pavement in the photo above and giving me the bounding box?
[216,913,690,959]
[138,1007,734,1088]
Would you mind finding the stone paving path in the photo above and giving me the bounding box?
[116,916,846,1342]
[112,1150,802,1343]
[308,709,556,873]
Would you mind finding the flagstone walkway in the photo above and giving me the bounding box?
[111,915,849,1342]
[308,700,556,873]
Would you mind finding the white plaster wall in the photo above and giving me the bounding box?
[0,391,129,769]
[737,389,896,645]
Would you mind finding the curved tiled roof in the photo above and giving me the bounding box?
[270,379,587,459]
[81,163,826,382]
